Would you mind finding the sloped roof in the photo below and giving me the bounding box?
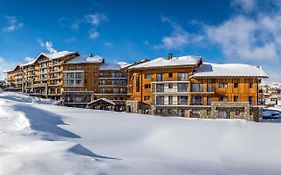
[87,98,115,106]
[65,55,104,64]
[35,51,78,61]
[100,62,131,70]
[129,55,202,69]
[192,63,268,78]
[21,59,36,67]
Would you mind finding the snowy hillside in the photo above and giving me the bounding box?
[0,91,281,175]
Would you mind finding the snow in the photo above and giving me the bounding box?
[65,55,104,64]
[0,91,281,175]
[192,63,268,78]
[129,55,202,69]
[100,62,131,70]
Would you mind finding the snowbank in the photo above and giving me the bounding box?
[0,92,281,175]
[0,91,58,104]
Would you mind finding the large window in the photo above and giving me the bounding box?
[207,83,213,92]
[145,73,152,79]
[156,73,164,81]
[192,96,203,105]
[178,73,188,81]
[234,96,238,102]
[136,74,140,92]
[219,83,228,88]
[219,95,228,101]
[156,96,164,105]
[248,96,253,105]
[178,96,188,105]
[168,96,173,105]
[156,84,164,92]
[178,83,188,92]
[192,83,203,92]
[207,96,211,105]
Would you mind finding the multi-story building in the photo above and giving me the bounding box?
[127,54,267,121]
[62,54,104,108]
[5,65,23,91]
[4,52,268,121]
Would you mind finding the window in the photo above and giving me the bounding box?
[234,83,238,88]
[178,73,188,81]
[168,83,173,89]
[168,96,173,105]
[207,83,213,92]
[219,83,228,88]
[178,96,188,105]
[168,73,173,78]
[145,73,152,79]
[136,74,140,92]
[156,84,164,92]
[207,96,211,105]
[192,83,203,92]
[219,95,228,101]
[113,88,119,94]
[144,84,151,89]
[156,96,164,105]
[100,88,105,93]
[156,73,164,81]
[234,96,238,102]
[192,96,203,105]
[249,82,253,88]
[248,96,253,105]
[144,96,150,101]
[178,83,188,92]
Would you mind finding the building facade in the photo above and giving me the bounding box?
[127,54,267,121]
[4,52,267,121]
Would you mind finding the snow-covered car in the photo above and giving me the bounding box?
[263,109,281,119]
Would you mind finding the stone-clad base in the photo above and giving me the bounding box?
[126,101,262,122]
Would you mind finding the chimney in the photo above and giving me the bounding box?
[167,53,173,60]
[89,53,93,57]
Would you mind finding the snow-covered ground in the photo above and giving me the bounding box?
[0,91,281,175]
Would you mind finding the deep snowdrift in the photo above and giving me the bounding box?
[0,91,281,175]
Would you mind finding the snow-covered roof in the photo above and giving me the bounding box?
[100,62,131,70]
[35,51,78,61]
[65,55,104,64]
[87,98,115,106]
[129,55,202,69]
[21,59,36,67]
[192,63,268,78]
[45,51,77,60]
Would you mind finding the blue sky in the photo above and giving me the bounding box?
[0,0,281,81]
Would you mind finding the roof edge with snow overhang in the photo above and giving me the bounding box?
[129,55,203,70]
[191,62,268,78]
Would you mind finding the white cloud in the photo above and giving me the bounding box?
[104,42,113,47]
[89,30,99,39]
[205,15,280,61]
[154,17,203,50]
[86,13,107,26]
[85,13,107,40]
[232,0,256,13]
[37,38,58,53]
[24,57,35,63]
[2,16,24,32]
[45,42,57,53]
